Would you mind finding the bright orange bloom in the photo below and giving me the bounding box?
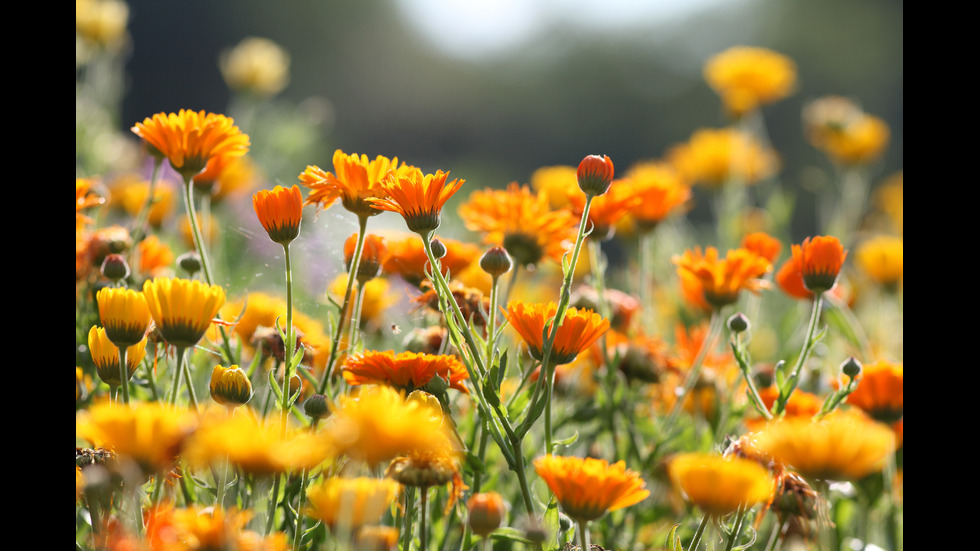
[567,179,641,240]
[669,453,773,517]
[345,233,387,284]
[143,277,226,349]
[253,184,303,245]
[459,182,577,267]
[299,150,409,217]
[621,161,691,231]
[131,110,250,178]
[533,454,649,523]
[137,234,174,277]
[369,168,465,235]
[76,178,104,228]
[531,165,578,209]
[741,232,782,264]
[775,258,813,300]
[576,154,615,196]
[342,350,469,393]
[704,46,796,116]
[791,236,847,294]
[96,287,152,348]
[842,359,903,423]
[673,246,771,309]
[504,302,610,366]
[381,234,478,286]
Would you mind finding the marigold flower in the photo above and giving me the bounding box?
[791,236,847,294]
[345,233,387,284]
[467,492,507,537]
[533,455,649,523]
[668,128,778,188]
[143,277,226,349]
[387,443,463,499]
[76,178,104,229]
[381,234,478,286]
[220,37,291,97]
[741,232,782,265]
[504,302,609,366]
[96,287,152,348]
[804,98,890,166]
[76,402,198,474]
[775,259,812,300]
[874,171,903,234]
[673,246,771,309]
[355,526,400,551]
[567,179,641,240]
[342,350,469,394]
[842,359,903,423]
[704,46,797,116]
[209,365,253,407]
[300,150,410,218]
[368,168,465,235]
[109,173,177,227]
[305,477,401,530]
[530,165,578,209]
[253,184,303,246]
[459,183,577,267]
[131,110,250,178]
[856,235,903,289]
[753,410,896,482]
[137,234,174,277]
[576,154,615,196]
[88,326,146,388]
[669,453,773,517]
[621,161,691,232]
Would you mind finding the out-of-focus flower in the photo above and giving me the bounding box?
[162,506,289,551]
[576,154,615,196]
[209,365,253,407]
[804,97,889,166]
[355,526,400,551]
[855,235,903,289]
[96,287,151,348]
[791,236,847,294]
[775,259,812,300]
[369,168,465,235]
[76,0,129,49]
[305,477,400,530]
[874,171,903,234]
[531,165,578,209]
[704,46,796,116]
[300,150,411,218]
[381,234,478,286]
[88,326,146,388]
[109,173,177,228]
[533,454,649,523]
[253,184,304,246]
[345,233,387,284]
[414,280,489,328]
[613,332,671,383]
[621,161,691,233]
[842,359,903,423]
[76,178,105,229]
[467,492,507,537]
[143,277,226,349]
[570,286,639,334]
[673,246,771,309]
[504,302,609,366]
[753,410,896,482]
[567,179,641,240]
[741,232,782,265]
[669,453,773,517]
[132,110,250,178]
[87,225,133,268]
[178,213,220,251]
[459,182,577,267]
[328,275,400,328]
[137,234,174,277]
[342,350,469,394]
[387,438,464,505]
[76,402,198,474]
[743,385,822,431]
[668,128,778,188]
[220,37,291,97]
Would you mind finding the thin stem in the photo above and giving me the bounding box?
[579,520,591,551]
[265,474,282,535]
[773,294,824,416]
[346,282,366,355]
[485,275,501,365]
[166,348,186,406]
[688,514,710,551]
[724,505,747,551]
[731,333,772,421]
[281,243,295,436]
[763,518,786,551]
[639,230,656,333]
[419,487,428,551]
[293,469,310,551]
[181,356,199,411]
[663,312,723,433]
[129,158,162,253]
[117,347,130,405]
[402,486,416,551]
[502,263,521,306]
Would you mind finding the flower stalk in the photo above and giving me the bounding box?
[772,294,824,415]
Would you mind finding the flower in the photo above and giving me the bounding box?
[143,277,226,349]
[566,179,641,240]
[163,506,287,551]
[576,154,615,196]
[668,128,778,188]
[345,233,387,284]
[804,98,890,166]
[530,165,578,209]
[504,302,609,366]
[459,182,577,267]
[668,453,773,517]
[76,402,198,474]
[76,178,104,229]
[856,235,903,288]
[75,0,129,48]
[342,350,469,393]
[673,246,771,308]
[842,359,903,423]
[137,235,174,277]
[131,110,250,178]
[109,173,177,227]
[209,365,253,407]
[467,492,507,537]
[704,46,797,116]
[791,236,847,294]
[621,161,691,232]
[305,477,400,529]
[88,326,146,388]
[220,37,291,97]
[533,455,649,523]
[96,287,152,348]
[775,259,812,300]
[299,150,410,217]
[753,410,896,482]
[381,234,479,286]
[253,184,304,246]
[369,168,465,235]
[741,232,783,265]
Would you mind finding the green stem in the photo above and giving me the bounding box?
[763,517,786,551]
[419,487,428,551]
[663,312,723,433]
[166,348,186,406]
[402,486,416,551]
[282,243,295,435]
[117,347,130,405]
[181,356,199,411]
[293,469,311,551]
[485,275,501,365]
[773,294,824,416]
[579,520,591,551]
[346,281,367,355]
[730,334,772,421]
[265,474,282,535]
[724,505,747,551]
[129,158,162,253]
[688,514,710,551]
[639,230,656,334]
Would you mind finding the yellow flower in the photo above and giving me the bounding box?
[88,325,146,388]
[143,277,226,349]
[305,477,400,530]
[668,128,778,188]
[753,410,896,482]
[76,401,198,474]
[369,168,465,235]
[804,97,890,166]
[856,235,903,288]
[704,46,797,116]
[209,365,253,407]
[300,150,410,218]
[96,287,152,348]
[131,110,250,178]
[874,171,903,234]
[530,165,578,209]
[75,0,129,48]
[533,455,649,523]
[253,184,304,246]
[669,453,773,517]
[220,37,291,97]
[164,506,289,551]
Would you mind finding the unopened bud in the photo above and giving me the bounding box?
[576,154,615,196]
[728,312,750,334]
[177,251,202,275]
[841,356,862,380]
[304,394,331,420]
[100,254,130,282]
[209,365,253,407]
[467,492,507,537]
[429,238,447,260]
[479,246,513,279]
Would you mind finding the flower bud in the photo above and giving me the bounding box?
[304,393,331,420]
[429,237,447,260]
[841,356,862,380]
[209,365,253,407]
[727,312,750,334]
[467,492,507,537]
[576,154,614,196]
[100,254,130,282]
[177,251,202,276]
[479,246,513,279]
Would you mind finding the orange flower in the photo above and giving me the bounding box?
[703,46,796,116]
[576,154,615,196]
[791,236,847,294]
[741,232,782,265]
[567,179,641,240]
[504,302,609,366]
[533,454,649,523]
[673,246,771,308]
[131,110,250,178]
[842,359,903,423]
[253,184,303,245]
[342,350,469,393]
[775,259,812,300]
[137,234,174,277]
[621,162,691,231]
[743,385,822,431]
[369,168,465,235]
[76,178,105,228]
[299,150,409,217]
[459,182,577,267]
[345,233,387,284]
[381,234,478,286]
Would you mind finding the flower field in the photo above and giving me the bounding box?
[76,4,903,550]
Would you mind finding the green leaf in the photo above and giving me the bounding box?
[483,378,501,408]
[268,369,283,402]
[543,496,562,551]
[489,527,535,544]
[496,353,508,388]
[554,431,579,449]
[464,452,486,474]
[666,523,683,551]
